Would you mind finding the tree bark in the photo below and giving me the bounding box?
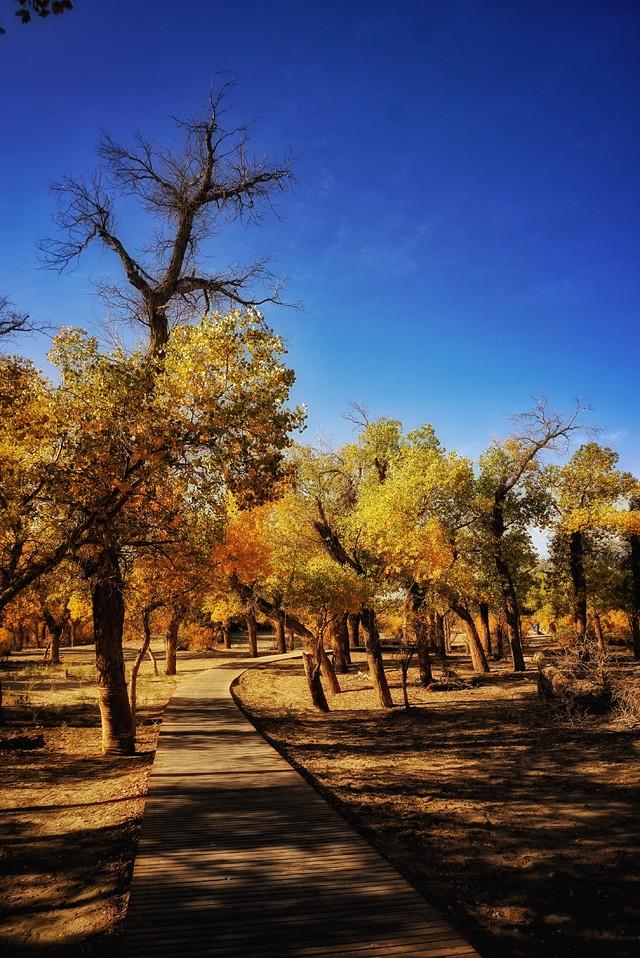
[408,583,432,685]
[435,612,446,661]
[359,605,393,708]
[340,613,352,665]
[246,607,258,658]
[479,602,492,656]
[129,607,156,741]
[91,547,134,755]
[347,612,361,649]
[42,608,65,666]
[450,602,490,674]
[147,644,159,676]
[273,614,287,654]
[302,651,329,712]
[491,500,526,671]
[569,530,589,653]
[165,606,186,676]
[222,617,232,649]
[329,614,349,673]
[318,638,341,693]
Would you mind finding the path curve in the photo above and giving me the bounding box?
[121,653,481,957]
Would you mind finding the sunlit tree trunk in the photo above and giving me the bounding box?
[165,606,186,676]
[246,607,258,658]
[479,602,492,656]
[317,636,341,693]
[329,614,349,673]
[91,547,134,755]
[359,605,393,708]
[222,617,232,649]
[42,608,66,667]
[129,605,159,741]
[302,650,329,712]
[274,614,287,654]
[449,601,490,674]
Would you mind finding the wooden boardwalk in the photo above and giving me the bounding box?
[121,654,481,958]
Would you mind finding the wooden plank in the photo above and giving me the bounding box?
[120,651,481,958]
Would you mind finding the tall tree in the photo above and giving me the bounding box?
[40,85,293,356]
[547,443,637,654]
[477,402,581,671]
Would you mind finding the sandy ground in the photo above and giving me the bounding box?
[235,644,640,958]
[2,635,638,958]
[0,637,269,957]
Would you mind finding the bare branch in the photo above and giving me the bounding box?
[0,294,45,340]
[39,83,295,354]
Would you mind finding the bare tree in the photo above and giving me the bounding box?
[39,82,294,355]
[0,294,36,340]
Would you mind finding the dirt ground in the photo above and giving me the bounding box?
[0,641,250,957]
[235,643,640,958]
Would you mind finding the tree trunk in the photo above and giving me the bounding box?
[286,629,295,651]
[416,617,433,685]
[148,305,170,358]
[222,617,232,649]
[147,645,159,676]
[450,602,490,674]
[129,617,150,740]
[165,606,186,676]
[318,638,341,693]
[569,530,589,653]
[347,612,360,649]
[302,651,329,712]
[246,607,258,658]
[435,612,446,661]
[408,583,432,685]
[42,609,65,666]
[359,605,393,708]
[274,615,287,654]
[339,612,351,665]
[494,619,505,659]
[491,501,526,671]
[479,602,492,656]
[91,547,134,756]
[329,615,349,673]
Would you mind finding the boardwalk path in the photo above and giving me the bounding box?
[121,654,480,958]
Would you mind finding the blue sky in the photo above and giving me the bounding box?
[1,0,639,471]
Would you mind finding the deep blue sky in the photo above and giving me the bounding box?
[1,0,639,471]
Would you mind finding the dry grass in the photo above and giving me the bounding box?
[0,643,232,957]
[235,643,640,958]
